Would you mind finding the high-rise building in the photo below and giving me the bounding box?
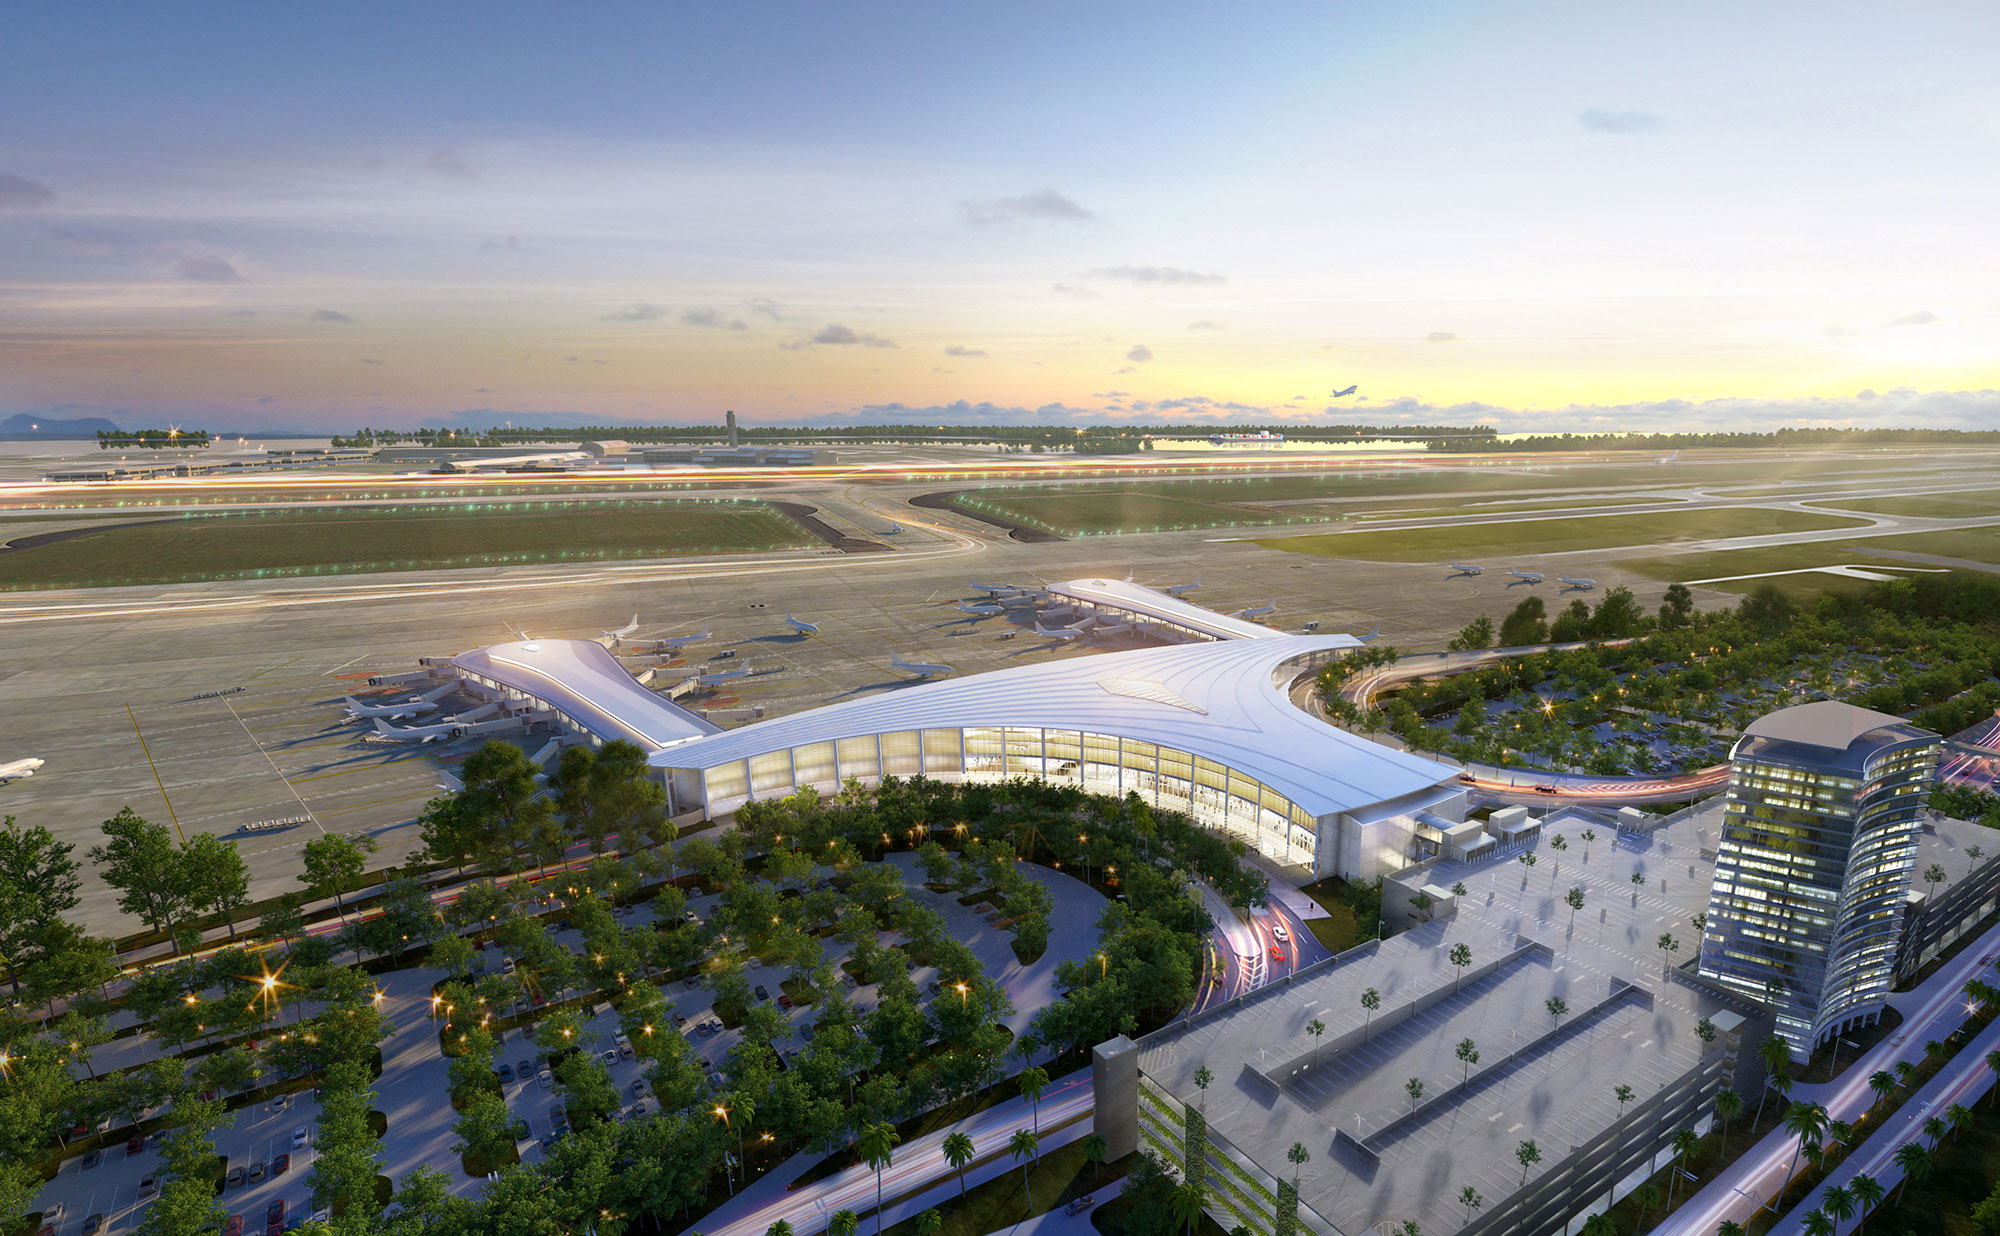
[1697,700,1939,1059]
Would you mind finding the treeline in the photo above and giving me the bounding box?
[333,422,1497,449]
[96,429,211,450]
[1427,427,2000,453]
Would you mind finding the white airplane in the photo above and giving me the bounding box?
[1034,620,1088,642]
[970,577,1027,596]
[0,757,44,784]
[1448,561,1483,577]
[694,662,753,687]
[1360,622,1385,643]
[783,612,820,636]
[600,614,641,642]
[1331,385,1358,398]
[1237,601,1278,620]
[1165,576,1202,596]
[955,600,1004,617]
[625,627,711,654]
[1507,568,1545,584]
[884,523,904,535]
[1657,451,1679,465]
[889,652,956,679]
[342,682,454,720]
[1560,572,1598,591]
[1091,620,1142,637]
[371,717,459,744]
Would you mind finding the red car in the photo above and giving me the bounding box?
[223,1216,244,1236]
[1269,945,1285,963]
[271,1154,290,1176]
[126,1135,147,1156]
[266,1201,286,1224]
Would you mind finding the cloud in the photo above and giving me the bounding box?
[808,323,896,348]
[944,344,986,358]
[601,303,668,322]
[747,298,787,320]
[682,308,748,330]
[1426,331,1459,343]
[424,146,477,182]
[1579,108,1663,135]
[1126,344,1153,363]
[360,357,382,365]
[1187,320,1225,331]
[1887,310,1938,328]
[1050,283,1096,297]
[0,173,56,209]
[51,228,142,252]
[176,256,244,283]
[256,397,278,404]
[310,309,354,324]
[1086,265,1226,285]
[478,235,524,253]
[958,190,1096,226]
[474,387,491,394]
[1113,366,1137,374]
[565,355,608,365]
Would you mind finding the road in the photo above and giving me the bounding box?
[1656,915,2000,1236]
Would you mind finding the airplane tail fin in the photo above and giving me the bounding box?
[1363,621,1383,642]
[373,717,394,735]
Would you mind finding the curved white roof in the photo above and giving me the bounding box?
[452,639,720,751]
[649,634,1458,818]
[1045,576,1284,641]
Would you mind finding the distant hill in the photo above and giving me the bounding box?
[1,413,122,436]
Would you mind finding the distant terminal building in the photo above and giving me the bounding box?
[637,446,833,468]
[582,440,630,458]
[1208,430,1283,448]
[1042,577,1284,642]
[1697,700,1941,1058]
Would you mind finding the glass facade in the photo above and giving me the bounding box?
[1697,716,1939,1058]
[673,725,1327,871]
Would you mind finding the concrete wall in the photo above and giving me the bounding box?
[1093,1035,1140,1161]
[1897,849,2000,980]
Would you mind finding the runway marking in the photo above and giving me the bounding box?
[247,655,305,680]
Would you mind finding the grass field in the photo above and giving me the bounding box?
[1816,489,2000,518]
[959,489,1296,535]
[0,499,811,588]
[1251,507,1870,562]
[1345,496,1678,520]
[1614,526,2000,599]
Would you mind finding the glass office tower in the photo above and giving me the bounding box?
[1697,701,1939,1059]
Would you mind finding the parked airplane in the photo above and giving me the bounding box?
[1236,601,1278,619]
[884,523,904,535]
[783,612,820,636]
[1165,576,1202,596]
[1091,620,1142,637]
[625,627,711,654]
[955,600,1004,617]
[0,757,44,784]
[1034,620,1088,642]
[371,717,459,744]
[1507,568,1545,584]
[1560,572,1598,591]
[694,663,753,686]
[889,652,956,679]
[1360,622,1385,643]
[600,614,640,642]
[1448,561,1484,577]
[970,577,1030,597]
[1331,385,1358,398]
[342,682,454,720]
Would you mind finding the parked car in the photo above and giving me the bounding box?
[35,1225,54,1236]
[290,1128,310,1149]
[630,1080,647,1098]
[126,1135,147,1156]
[266,1202,285,1224]
[599,1049,618,1065]
[222,1217,244,1236]
[271,1094,288,1112]
[753,985,770,1001]
[226,1167,246,1189]
[247,1162,266,1184]
[516,1059,532,1080]
[672,1012,687,1027]
[696,1021,714,1038]
[777,994,792,1009]
[40,1205,64,1223]
[615,1035,633,1058]
[271,1154,289,1176]
[496,1063,514,1083]
[81,1217,104,1236]
[139,1175,159,1199]
[80,1150,102,1170]
[537,1069,553,1089]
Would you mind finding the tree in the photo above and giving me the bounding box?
[858,1121,901,1235]
[1515,1138,1540,1185]
[1658,583,1696,629]
[1409,889,1437,921]
[1800,1212,1833,1236]
[1456,1037,1480,1085]
[180,831,251,941]
[0,816,83,994]
[1821,1182,1857,1227]
[1714,1088,1743,1154]
[1924,862,1947,902]
[452,1091,516,1169]
[941,1130,976,1196]
[1613,1084,1633,1117]
[1867,1068,1897,1116]
[1565,886,1585,932]
[1361,987,1381,1041]
[300,834,378,923]
[1082,1132,1108,1184]
[1499,596,1548,647]
[1579,828,1597,862]
[1667,1127,1700,1205]
[1544,995,1568,1032]
[1010,1128,1040,1211]
[1449,616,1494,652]
[1550,599,1592,643]
[1448,942,1472,991]
[1989,1050,2000,1108]
[1892,1141,1930,1205]
[1287,1142,1309,1184]
[1656,932,1679,974]
[89,807,190,948]
[1581,1216,1617,1236]
[1755,1035,1792,1126]
[1781,1101,1828,1196]
[1307,1018,1326,1065]
[414,795,483,876]
[913,1212,941,1236]
[1405,1076,1424,1112]
[459,740,558,871]
[1458,1185,1482,1225]
[1849,1173,1886,1235]
[1168,1180,1205,1236]
[1193,1065,1214,1111]
[1019,1065,1049,1141]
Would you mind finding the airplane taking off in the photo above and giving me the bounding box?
[889,652,956,679]
[1507,568,1545,584]
[1165,576,1202,596]
[1331,385,1358,398]
[783,612,820,636]
[0,757,44,784]
[1236,601,1278,619]
[600,614,640,642]
[1560,572,1598,591]
[626,627,710,654]
[1448,561,1483,577]
[1034,620,1088,642]
[955,600,1004,617]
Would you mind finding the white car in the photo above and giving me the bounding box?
[1271,923,1290,943]
[537,1069,553,1090]
[290,1128,310,1150]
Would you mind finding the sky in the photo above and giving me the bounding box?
[1,2,1996,432]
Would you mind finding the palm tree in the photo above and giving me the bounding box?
[1892,1141,1930,1205]
[1754,1036,1791,1125]
[767,1223,795,1236]
[1580,1215,1616,1236]
[828,1212,859,1236]
[1361,987,1381,1040]
[1010,1128,1040,1210]
[1825,1119,1854,1166]
[1082,1132,1108,1185]
[1019,1066,1049,1140]
[1287,1142,1309,1185]
[1922,1114,1948,1149]
[1800,1211,1833,1236]
[1193,1065,1214,1112]
[857,1121,901,1236]
[1947,1102,1974,1143]
[1849,1173,1885,1235]
[1867,1069,1896,1118]
[915,1211,942,1236]
[1714,1088,1744,1154]
[1987,1049,2000,1108]
[1716,1223,1746,1236]
[1169,1179,1206,1236]
[1821,1183,1857,1227]
[1781,1101,1828,1196]
[942,1131,976,1196]
[1307,1017,1326,1065]
[1667,1127,1701,1205]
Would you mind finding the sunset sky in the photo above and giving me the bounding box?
[2,3,1995,431]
